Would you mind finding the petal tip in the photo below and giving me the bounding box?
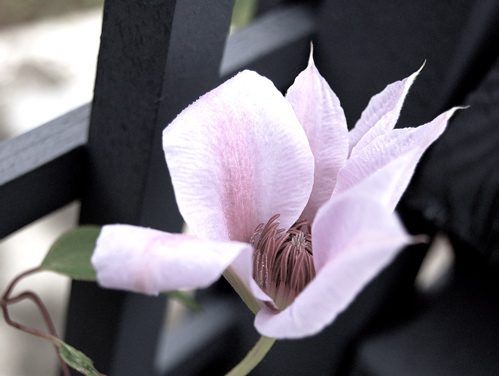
[405,60,426,90]
[405,61,426,91]
[416,60,426,75]
[308,42,315,66]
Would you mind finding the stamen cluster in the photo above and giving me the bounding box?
[251,215,316,310]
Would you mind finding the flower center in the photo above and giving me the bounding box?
[251,214,316,310]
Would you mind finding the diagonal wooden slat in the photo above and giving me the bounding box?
[221,3,316,88]
[0,4,316,241]
[0,104,89,238]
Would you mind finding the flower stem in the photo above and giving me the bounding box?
[225,336,275,376]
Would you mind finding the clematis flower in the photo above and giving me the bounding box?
[92,53,459,339]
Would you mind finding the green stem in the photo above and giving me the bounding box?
[225,336,276,376]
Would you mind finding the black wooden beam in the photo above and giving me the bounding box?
[78,1,177,227]
[64,1,234,375]
[140,0,236,231]
[0,3,316,243]
[221,4,316,89]
[0,5,318,371]
[0,104,89,238]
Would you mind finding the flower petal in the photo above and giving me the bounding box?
[91,224,251,296]
[348,64,424,154]
[254,194,409,339]
[335,108,461,210]
[163,70,314,243]
[286,51,349,220]
[227,250,273,304]
[337,150,422,212]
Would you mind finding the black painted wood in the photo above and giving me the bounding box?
[64,1,234,375]
[0,4,315,240]
[156,298,250,375]
[221,4,316,88]
[0,104,89,238]
[64,4,177,375]
[78,1,177,227]
[140,0,235,231]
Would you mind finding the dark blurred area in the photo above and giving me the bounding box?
[310,1,499,375]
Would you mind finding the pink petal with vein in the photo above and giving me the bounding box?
[163,70,314,244]
[254,194,409,338]
[286,52,348,220]
[335,108,461,210]
[92,225,251,296]
[339,150,422,211]
[349,64,424,154]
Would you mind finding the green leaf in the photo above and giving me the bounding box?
[163,291,202,311]
[41,226,100,281]
[56,340,104,376]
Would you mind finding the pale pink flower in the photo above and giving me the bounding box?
[92,55,458,339]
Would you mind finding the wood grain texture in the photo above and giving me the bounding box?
[66,2,179,374]
[0,104,89,238]
[79,0,177,227]
[0,4,316,239]
[140,0,235,231]
[64,2,234,375]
